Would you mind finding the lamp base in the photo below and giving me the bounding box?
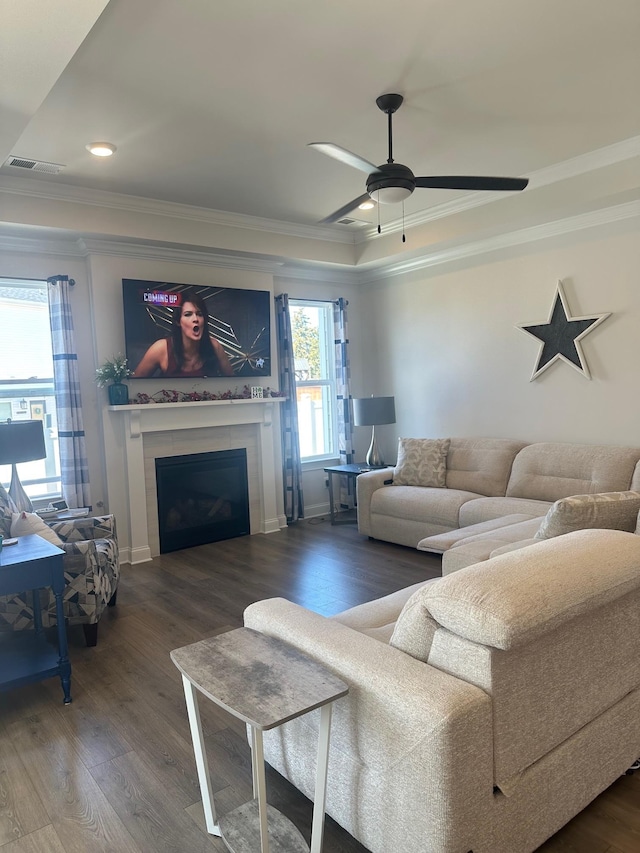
[9,464,34,513]
[365,427,386,468]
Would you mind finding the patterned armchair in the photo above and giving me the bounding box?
[0,484,119,646]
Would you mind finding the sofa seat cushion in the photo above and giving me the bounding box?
[333,579,437,643]
[535,491,640,540]
[370,486,481,527]
[490,538,539,558]
[441,517,545,574]
[459,496,552,526]
[417,514,537,554]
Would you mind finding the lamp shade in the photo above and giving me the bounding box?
[0,419,46,465]
[352,397,396,427]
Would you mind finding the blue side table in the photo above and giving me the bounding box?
[0,534,72,704]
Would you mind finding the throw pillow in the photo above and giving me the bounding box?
[535,491,640,540]
[393,437,450,487]
[10,511,64,546]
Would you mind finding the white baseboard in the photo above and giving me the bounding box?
[303,502,330,519]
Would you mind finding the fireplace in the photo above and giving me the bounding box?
[155,449,250,553]
[106,398,286,563]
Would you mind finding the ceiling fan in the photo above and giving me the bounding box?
[310,93,529,225]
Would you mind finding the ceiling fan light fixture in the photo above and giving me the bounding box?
[371,185,412,204]
[86,142,116,157]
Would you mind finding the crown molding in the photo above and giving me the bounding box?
[1,200,637,286]
[0,175,355,245]
[356,134,640,242]
[78,238,286,272]
[356,199,640,283]
[0,233,86,257]
[274,264,356,285]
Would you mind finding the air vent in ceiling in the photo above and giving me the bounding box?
[336,216,369,227]
[5,155,65,174]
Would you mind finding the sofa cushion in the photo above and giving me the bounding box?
[535,491,640,540]
[441,517,545,575]
[417,513,538,554]
[445,437,528,497]
[506,442,640,502]
[441,540,502,574]
[458,496,552,526]
[424,529,640,650]
[10,511,64,546]
[332,580,435,643]
[490,538,539,557]
[393,437,450,487]
[371,485,480,527]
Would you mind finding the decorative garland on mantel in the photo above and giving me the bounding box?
[129,385,286,405]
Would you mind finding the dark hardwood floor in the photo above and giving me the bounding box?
[0,518,638,852]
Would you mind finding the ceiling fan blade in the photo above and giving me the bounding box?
[415,176,529,192]
[319,193,373,225]
[308,143,378,175]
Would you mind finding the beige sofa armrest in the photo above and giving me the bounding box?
[356,467,394,536]
[244,597,492,852]
[244,597,489,741]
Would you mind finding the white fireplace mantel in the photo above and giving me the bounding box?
[106,398,286,564]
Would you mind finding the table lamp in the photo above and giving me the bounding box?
[352,396,396,468]
[0,419,46,512]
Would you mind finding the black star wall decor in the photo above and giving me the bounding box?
[518,281,611,381]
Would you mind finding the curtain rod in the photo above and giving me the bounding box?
[46,275,75,285]
[280,295,348,306]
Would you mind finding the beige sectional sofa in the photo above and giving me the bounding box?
[356,438,640,572]
[245,528,640,853]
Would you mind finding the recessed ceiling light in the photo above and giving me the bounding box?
[86,142,116,157]
[358,200,375,210]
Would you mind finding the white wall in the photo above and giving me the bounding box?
[360,222,640,461]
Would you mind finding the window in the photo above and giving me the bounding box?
[0,278,61,502]
[290,300,337,462]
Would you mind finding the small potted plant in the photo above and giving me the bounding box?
[95,354,132,405]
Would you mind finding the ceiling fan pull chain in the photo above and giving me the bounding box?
[402,201,406,243]
[377,191,381,234]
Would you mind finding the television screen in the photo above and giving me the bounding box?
[122,279,271,379]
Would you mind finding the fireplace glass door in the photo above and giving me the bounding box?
[155,449,250,553]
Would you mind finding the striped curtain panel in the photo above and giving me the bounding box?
[333,297,355,509]
[275,294,304,523]
[47,276,92,508]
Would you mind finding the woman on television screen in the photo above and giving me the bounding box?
[133,289,234,378]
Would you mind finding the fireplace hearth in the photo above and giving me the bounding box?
[156,449,250,553]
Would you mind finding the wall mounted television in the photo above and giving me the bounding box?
[122,279,271,379]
